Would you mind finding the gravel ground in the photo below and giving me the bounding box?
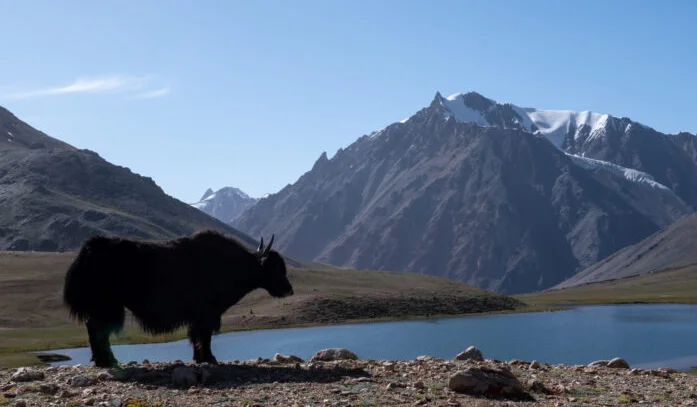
[1,349,696,406]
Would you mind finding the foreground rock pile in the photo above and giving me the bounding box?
[1,347,696,406]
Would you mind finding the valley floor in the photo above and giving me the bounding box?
[1,352,695,406]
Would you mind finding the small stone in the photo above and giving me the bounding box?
[11,367,44,382]
[454,346,484,362]
[527,379,552,394]
[97,372,113,381]
[607,357,630,369]
[413,381,425,389]
[111,399,123,407]
[310,348,358,362]
[273,353,304,363]
[13,401,27,407]
[553,384,567,394]
[39,383,59,395]
[529,360,541,369]
[69,374,95,387]
[386,382,398,390]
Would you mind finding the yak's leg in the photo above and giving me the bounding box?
[86,319,120,368]
[188,323,217,364]
[199,329,217,364]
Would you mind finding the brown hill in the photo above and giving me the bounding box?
[552,212,697,289]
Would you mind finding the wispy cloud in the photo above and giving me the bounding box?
[135,87,170,99]
[1,75,169,101]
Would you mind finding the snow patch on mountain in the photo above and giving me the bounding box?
[518,108,610,148]
[567,153,670,190]
[441,94,490,126]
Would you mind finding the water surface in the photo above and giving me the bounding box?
[48,304,697,371]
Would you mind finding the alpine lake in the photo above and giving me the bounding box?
[45,303,697,371]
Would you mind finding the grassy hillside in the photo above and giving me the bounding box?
[517,264,697,306]
[0,251,522,368]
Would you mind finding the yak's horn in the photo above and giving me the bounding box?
[258,237,264,253]
[264,234,275,254]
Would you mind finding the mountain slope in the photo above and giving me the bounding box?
[233,93,692,294]
[0,105,270,254]
[191,187,259,224]
[552,211,697,289]
[0,107,75,152]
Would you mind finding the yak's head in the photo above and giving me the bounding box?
[256,234,294,298]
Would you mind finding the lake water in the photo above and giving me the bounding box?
[47,304,697,371]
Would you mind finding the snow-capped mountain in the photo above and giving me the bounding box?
[427,91,628,149]
[191,187,259,224]
[233,91,697,294]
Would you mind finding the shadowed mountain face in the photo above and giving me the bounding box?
[233,93,694,294]
[0,106,262,253]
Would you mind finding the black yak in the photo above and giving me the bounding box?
[63,230,294,368]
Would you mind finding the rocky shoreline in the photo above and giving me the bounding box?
[1,347,695,406]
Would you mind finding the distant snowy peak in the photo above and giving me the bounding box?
[203,186,253,201]
[200,188,215,201]
[191,186,259,224]
[433,91,620,149]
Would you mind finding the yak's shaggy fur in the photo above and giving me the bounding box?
[63,230,294,368]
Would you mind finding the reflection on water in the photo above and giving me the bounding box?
[47,304,697,371]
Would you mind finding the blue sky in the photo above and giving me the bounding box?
[1,0,695,203]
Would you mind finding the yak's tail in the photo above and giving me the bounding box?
[63,236,125,332]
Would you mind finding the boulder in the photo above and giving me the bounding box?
[454,346,484,362]
[310,348,358,362]
[448,366,534,401]
[607,357,630,369]
[587,360,609,367]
